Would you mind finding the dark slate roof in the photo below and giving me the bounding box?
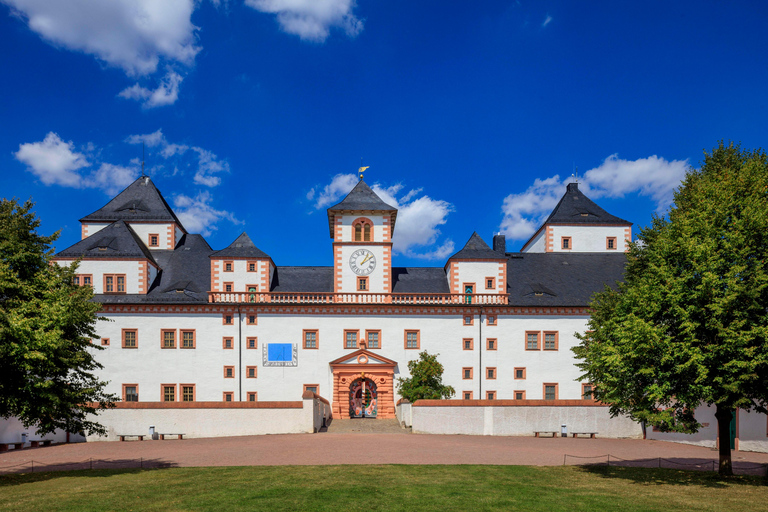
[506,252,626,307]
[210,233,270,259]
[448,232,504,260]
[391,267,450,293]
[327,179,397,212]
[55,220,157,264]
[270,267,334,293]
[79,176,186,229]
[544,183,631,225]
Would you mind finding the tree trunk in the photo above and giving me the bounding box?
[714,406,733,476]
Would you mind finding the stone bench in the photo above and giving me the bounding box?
[118,434,145,442]
[533,431,559,438]
[29,440,52,448]
[571,432,598,439]
[0,442,24,452]
[158,433,185,440]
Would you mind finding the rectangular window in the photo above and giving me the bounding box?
[486,367,496,379]
[247,315,257,325]
[405,330,420,349]
[514,391,525,400]
[149,234,159,247]
[223,314,233,325]
[123,384,139,402]
[514,367,526,380]
[462,367,473,380]
[104,274,126,294]
[463,283,474,304]
[304,384,319,395]
[224,282,233,293]
[223,392,233,402]
[73,275,79,286]
[247,392,257,402]
[181,330,195,349]
[224,366,235,378]
[162,384,176,402]
[582,383,594,400]
[561,237,572,250]
[161,329,176,349]
[544,383,558,400]
[463,315,473,326]
[83,275,92,286]
[463,338,473,350]
[486,338,497,350]
[122,329,138,348]
[463,391,473,400]
[344,330,359,349]
[606,237,617,250]
[544,331,558,351]
[526,331,540,350]
[101,338,110,346]
[304,330,318,349]
[247,261,257,272]
[486,391,496,400]
[224,261,233,272]
[247,366,257,378]
[223,337,234,349]
[74,274,93,286]
[247,337,257,349]
[487,315,496,326]
[485,277,495,289]
[366,330,380,349]
[357,277,368,291]
[181,384,195,402]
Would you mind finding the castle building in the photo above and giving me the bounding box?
[53,176,630,420]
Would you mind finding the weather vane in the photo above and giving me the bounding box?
[358,157,369,181]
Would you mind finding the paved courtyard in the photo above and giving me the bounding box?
[2,421,768,475]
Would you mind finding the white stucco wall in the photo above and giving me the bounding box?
[549,225,629,253]
[452,261,505,294]
[0,417,84,445]
[338,245,389,294]
[82,223,110,239]
[127,223,175,250]
[339,214,388,242]
[212,258,270,293]
[56,259,143,294]
[521,228,546,253]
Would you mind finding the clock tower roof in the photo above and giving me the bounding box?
[327,179,398,237]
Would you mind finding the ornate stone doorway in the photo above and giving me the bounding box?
[329,349,397,419]
[349,378,378,418]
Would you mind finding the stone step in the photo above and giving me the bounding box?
[321,418,411,434]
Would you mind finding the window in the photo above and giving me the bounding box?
[161,329,176,349]
[223,392,233,402]
[224,261,233,272]
[357,277,368,291]
[486,367,496,379]
[181,330,195,349]
[304,330,318,349]
[485,277,495,289]
[344,330,358,349]
[248,261,257,272]
[73,275,79,286]
[464,284,474,304]
[364,224,371,242]
[74,274,93,287]
[514,367,526,380]
[223,314,233,325]
[247,337,257,349]
[486,391,496,400]
[247,392,257,402]
[514,391,525,400]
[544,331,558,351]
[181,385,195,402]
[162,385,176,402]
[462,367,473,379]
[405,330,420,349]
[101,338,110,346]
[353,219,373,242]
[366,330,380,349]
[247,286,258,302]
[463,338,473,350]
[247,366,257,378]
[247,315,257,325]
[463,315,473,326]
[487,315,496,326]
[224,366,235,378]
[149,234,159,247]
[122,329,138,348]
[224,282,233,293]
[582,383,594,400]
[304,384,319,395]
[487,338,497,350]
[463,391,473,400]
[526,331,540,350]
[123,384,139,402]
[223,337,234,349]
[606,237,617,250]
[544,383,558,400]
[561,237,572,250]
[104,274,126,293]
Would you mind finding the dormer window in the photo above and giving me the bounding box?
[149,234,159,247]
[224,261,233,272]
[561,237,572,250]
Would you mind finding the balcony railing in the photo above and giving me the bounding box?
[208,292,508,305]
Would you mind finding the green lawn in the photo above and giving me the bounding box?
[0,465,765,511]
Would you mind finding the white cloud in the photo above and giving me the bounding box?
[542,14,552,27]
[173,191,241,236]
[500,154,689,241]
[191,147,229,187]
[125,129,165,148]
[14,132,90,187]
[2,0,200,76]
[118,71,183,109]
[245,0,363,42]
[309,174,455,260]
[88,163,139,195]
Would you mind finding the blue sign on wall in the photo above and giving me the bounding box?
[268,343,293,362]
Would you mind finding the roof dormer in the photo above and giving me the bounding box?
[445,232,507,296]
[209,233,274,294]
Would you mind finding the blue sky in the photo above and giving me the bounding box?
[2,1,766,267]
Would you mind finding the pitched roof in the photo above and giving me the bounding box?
[391,267,450,293]
[79,176,185,229]
[270,267,334,293]
[210,233,270,259]
[326,179,398,237]
[55,220,156,263]
[448,232,505,261]
[544,183,631,225]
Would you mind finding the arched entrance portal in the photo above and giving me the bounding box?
[349,378,378,418]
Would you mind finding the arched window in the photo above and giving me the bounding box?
[355,223,362,241]
[364,224,371,242]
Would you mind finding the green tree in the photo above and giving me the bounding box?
[397,351,455,402]
[0,199,116,437]
[573,142,768,476]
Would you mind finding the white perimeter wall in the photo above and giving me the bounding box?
[549,225,629,253]
[0,417,85,444]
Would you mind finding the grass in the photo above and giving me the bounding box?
[0,465,766,512]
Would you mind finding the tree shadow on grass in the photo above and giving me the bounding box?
[0,458,178,487]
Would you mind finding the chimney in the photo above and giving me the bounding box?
[493,233,506,254]
[567,182,578,192]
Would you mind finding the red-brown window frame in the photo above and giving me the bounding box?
[101,337,110,346]
[463,315,473,326]
[180,383,196,402]
[543,331,559,351]
[543,383,559,400]
[122,383,139,402]
[223,337,234,349]
[104,274,126,294]
[303,329,319,349]
[148,233,159,247]
[486,315,497,326]
[247,261,257,272]
[486,338,497,350]
[365,329,381,349]
[462,367,473,380]
[246,314,257,325]
[224,366,235,378]
[223,392,234,402]
[357,276,368,291]
[486,367,497,380]
[463,338,474,350]
[180,329,196,349]
[606,237,617,250]
[404,330,420,350]
[224,282,234,293]
[246,366,258,378]
[485,277,495,290]
[122,328,138,349]
[561,236,572,250]
[247,392,258,402]
[304,384,320,395]
[463,391,473,400]
[246,337,258,349]
[222,313,234,325]
[161,329,176,349]
[486,391,496,400]
[344,329,360,349]
[514,367,526,380]
[161,383,177,402]
[514,390,526,400]
[525,331,540,351]
[582,383,595,400]
[224,261,234,272]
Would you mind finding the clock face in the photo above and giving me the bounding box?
[349,249,376,276]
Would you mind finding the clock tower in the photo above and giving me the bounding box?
[327,178,397,295]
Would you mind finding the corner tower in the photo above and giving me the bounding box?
[327,179,397,295]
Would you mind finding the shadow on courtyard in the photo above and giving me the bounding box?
[0,458,178,486]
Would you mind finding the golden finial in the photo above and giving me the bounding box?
[358,166,369,180]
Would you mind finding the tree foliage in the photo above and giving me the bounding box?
[0,199,116,436]
[572,142,768,475]
[397,351,455,402]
